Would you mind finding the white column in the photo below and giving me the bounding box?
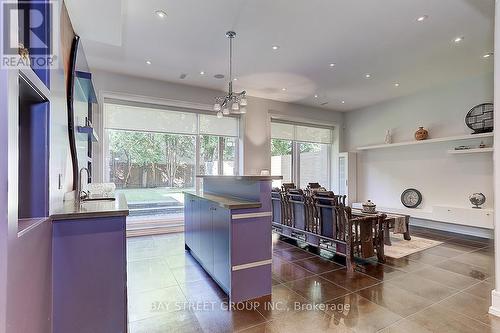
[490,0,500,318]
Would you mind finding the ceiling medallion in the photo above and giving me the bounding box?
[213,31,247,118]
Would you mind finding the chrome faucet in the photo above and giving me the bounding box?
[76,167,90,206]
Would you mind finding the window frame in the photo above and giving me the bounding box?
[102,100,240,186]
[198,134,239,177]
[271,120,333,189]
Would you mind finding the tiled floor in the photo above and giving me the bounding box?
[127,227,497,332]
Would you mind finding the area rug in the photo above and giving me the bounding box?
[384,234,443,259]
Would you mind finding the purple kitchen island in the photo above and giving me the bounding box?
[184,175,282,303]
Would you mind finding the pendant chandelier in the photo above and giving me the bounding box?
[213,31,247,118]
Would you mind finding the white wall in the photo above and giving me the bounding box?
[344,73,494,215]
[490,0,500,316]
[91,70,344,183]
[49,62,73,212]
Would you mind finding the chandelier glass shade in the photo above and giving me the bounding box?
[214,31,247,117]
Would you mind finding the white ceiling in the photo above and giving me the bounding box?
[65,0,494,111]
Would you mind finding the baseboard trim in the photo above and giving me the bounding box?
[489,290,500,317]
[126,225,184,237]
[232,259,272,271]
[410,218,494,239]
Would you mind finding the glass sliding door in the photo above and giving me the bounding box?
[271,120,333,190]
[271,139,293,188]
[198,114,239,176]
[298,142,330,189]
[107,129,196,221]
[199,135,220,175]
[222,136,237,175]
[199,135,238,176]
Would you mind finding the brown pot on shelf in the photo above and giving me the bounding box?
[414,126,428,141]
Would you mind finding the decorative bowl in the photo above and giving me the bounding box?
[362,200,377,213]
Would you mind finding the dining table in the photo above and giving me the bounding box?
[351,208,411,246]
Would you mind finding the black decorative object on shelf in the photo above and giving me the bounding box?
[401,188,422,208]
[465,103,493,134]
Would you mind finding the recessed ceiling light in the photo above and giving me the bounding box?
[281,88,287,91]
[365,73,371,78]
[199,71,205,75]
[272,45,280,50]
[453,36,464,43]
[329,63,335,67]
[394,83,400,87]
[145,60,152,65]
[233,78,238,81]
[155,10,167,19]
[314,94,319,98]
[341,100,346,104]
[416,15,428,22]
[483,52,493,58]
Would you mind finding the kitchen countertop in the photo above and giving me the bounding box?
[51,193,129,220]
[18,217,50,237]
[196,175,283,181]
[184,191,262,209]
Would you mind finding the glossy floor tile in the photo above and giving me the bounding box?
[411,265,479,290]
[284,275,350,303]
[394,303,494,333]
[272,257,315,283]
[356,283,433,317]
[435,258,492,280]
[127,230,497,332]
[440,291,500,328]
[293,256,344,274]
[273,247,317,262]
[463,280,495,300]
[325,293,403,332]
[320,268,380,292]
[353,260,406,281]
[387,273,458,302]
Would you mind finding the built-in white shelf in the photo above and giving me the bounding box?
[447,147,493,154]
[352,203,433,220]
[352,203,493,229]
[357,132,494,151]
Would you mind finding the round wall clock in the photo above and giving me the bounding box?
[401,188,422,208]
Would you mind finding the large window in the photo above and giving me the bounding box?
[199,135,238,176]
[270,139,292,187]
[271,121,332,189]
[104,102,239,222]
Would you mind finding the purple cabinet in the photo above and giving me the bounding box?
[184,194,231,293]
[184,175,280,302]
[212,206,230,290]
[52,216,127,333]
